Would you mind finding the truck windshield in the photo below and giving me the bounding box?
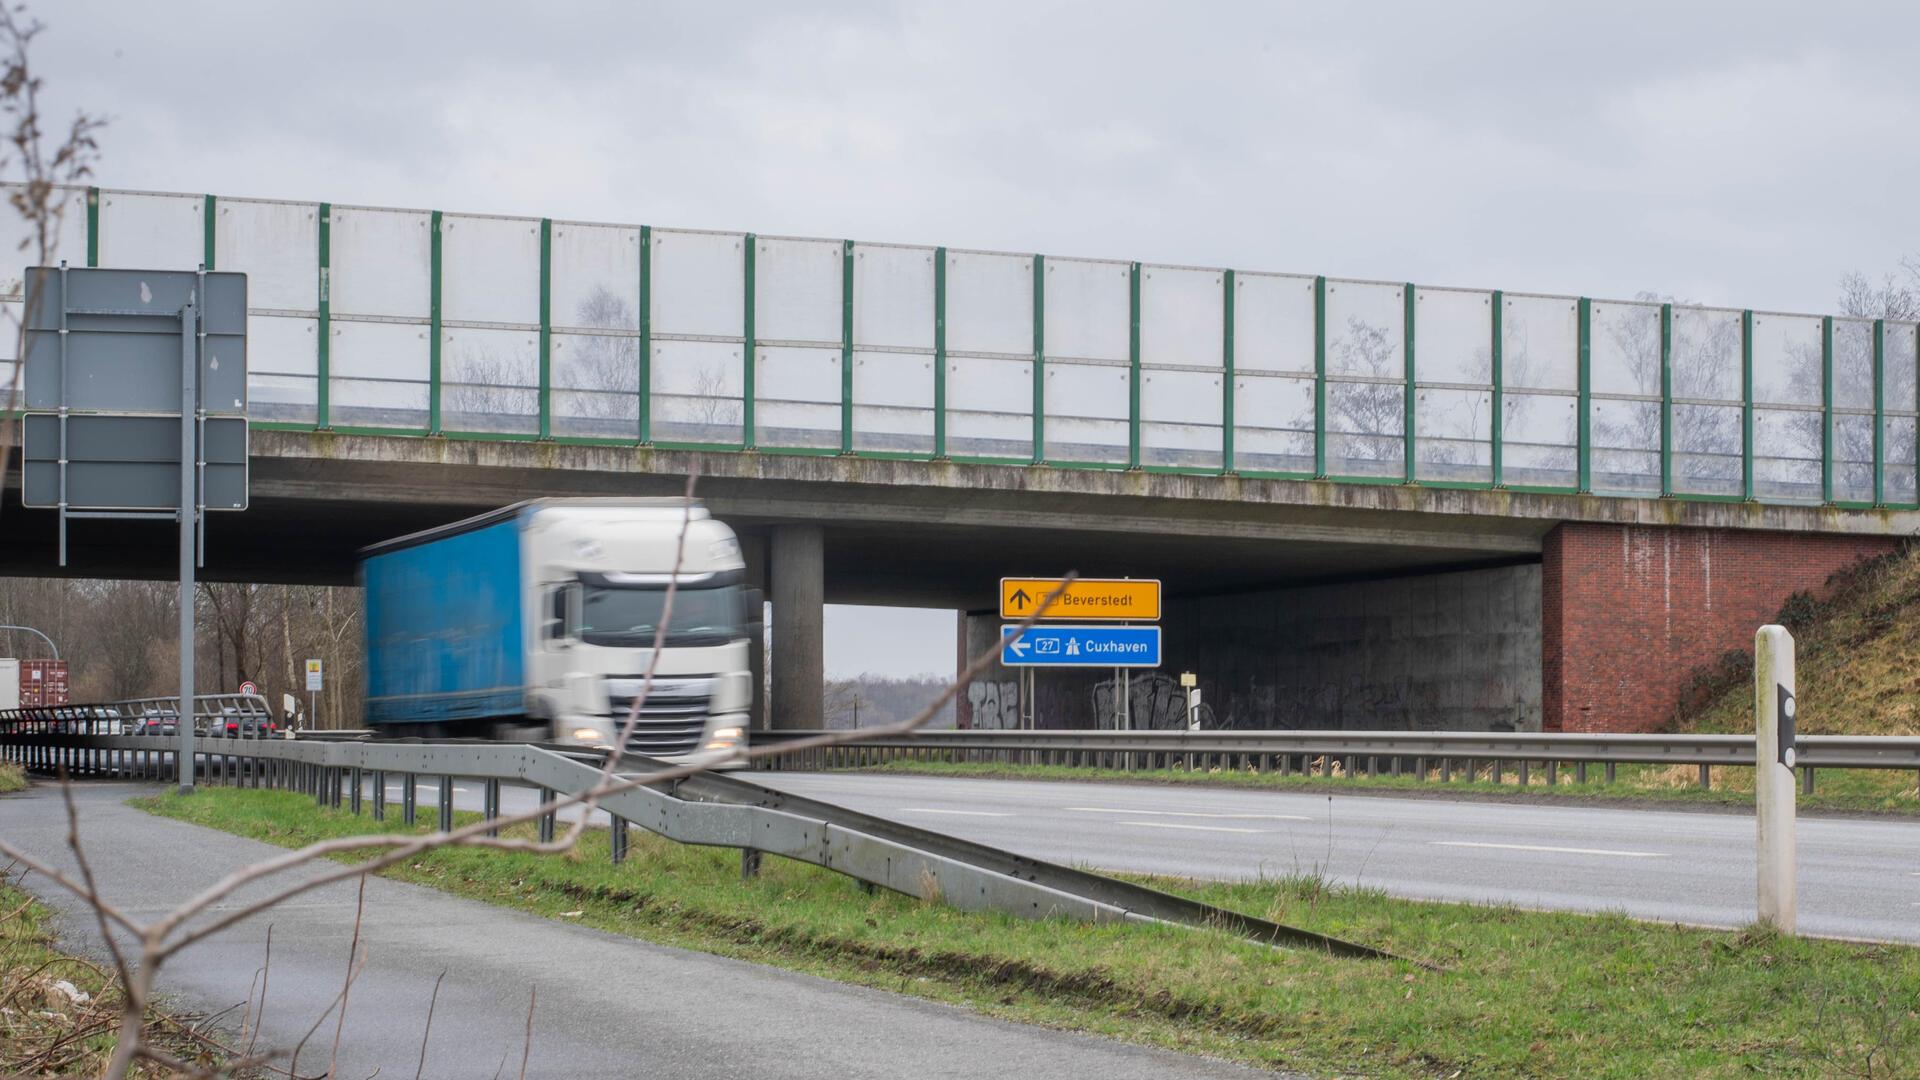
[579,583,745,648]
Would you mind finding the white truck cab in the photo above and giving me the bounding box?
[522,501,752,761]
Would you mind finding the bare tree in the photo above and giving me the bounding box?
[443,345,539,432]
[1838,260,1920,323]
[1295,316,1401,469]
[555,287,641,429]
[80,580,174,701]
[0,4,104,519]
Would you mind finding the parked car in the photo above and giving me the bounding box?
[213,708,278,738]
[133,715,178,736]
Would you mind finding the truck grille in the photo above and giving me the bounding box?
[609,676,714,758]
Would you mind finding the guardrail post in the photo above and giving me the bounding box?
[1755,624,1796,933]
[331,766,345,809]
[372,771,386,821]
[1604,761,1616,784]
[483,778,501,837]
[609,812,629,864]
[538,788,555,844]
[1517,760,1530,787]
[1698,764,1711,790]
[1800,766,1814,796]
[1575,761,1588,784]
[1490,759,1502,785]
[312,765,327,807]
[437,775,454,833]
[741,848,762,880]
[1546,760,1558,786]
[349,767,363,815]
[403,774,418,826]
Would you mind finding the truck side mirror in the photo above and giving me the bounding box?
[544,587,569,645]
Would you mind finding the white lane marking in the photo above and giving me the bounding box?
[1432,841,1666,858]
[1119,821,1267,835]
[900,808,1014,818]
[1068,806,1310,821]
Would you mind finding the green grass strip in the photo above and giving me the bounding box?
[140,788,1920,1079]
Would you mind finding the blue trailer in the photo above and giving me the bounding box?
[358,499,753,757]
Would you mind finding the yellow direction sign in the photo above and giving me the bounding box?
[1000,578,1161,621]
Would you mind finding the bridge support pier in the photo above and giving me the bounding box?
[769,524,824,731]
[740,532,768,731]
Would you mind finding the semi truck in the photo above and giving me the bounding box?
[360,498,753,762]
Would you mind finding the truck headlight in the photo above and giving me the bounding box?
[572,727,603,742]
[704,726,744,749]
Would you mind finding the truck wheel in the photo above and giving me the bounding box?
[490,720,546,744]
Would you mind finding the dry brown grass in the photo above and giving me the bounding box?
[1686,544,1920,736]
[0,880,225,1078]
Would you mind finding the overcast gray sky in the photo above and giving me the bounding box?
[41,1,1920,677]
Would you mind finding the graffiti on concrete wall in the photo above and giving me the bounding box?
[1089,673,1209,730]
[965,679,1021,730]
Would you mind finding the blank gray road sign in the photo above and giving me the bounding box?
[23,266,248,414]
[20,413,248,511]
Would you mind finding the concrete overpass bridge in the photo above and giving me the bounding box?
[3,186,1915,733]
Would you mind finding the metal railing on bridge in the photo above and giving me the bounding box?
[4,184,1916,510]
[0,693,275,736]
[749,728,1920,797]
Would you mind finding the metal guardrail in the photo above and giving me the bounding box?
[748,729,1920,795]
[0,728,1392,960]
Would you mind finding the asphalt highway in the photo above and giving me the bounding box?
[362,768,1920,943]
[754,772,1920,944]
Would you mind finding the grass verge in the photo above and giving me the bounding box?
[828,757,1920,816]
[0,879,226,1077]
[141,787,1920,1079]
[0,761,27,794]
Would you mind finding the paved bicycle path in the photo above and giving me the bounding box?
[3,782,1281,1079]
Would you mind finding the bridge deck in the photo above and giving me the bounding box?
[3,184,1918,521]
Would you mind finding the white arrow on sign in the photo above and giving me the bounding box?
[1009,638,1031,657]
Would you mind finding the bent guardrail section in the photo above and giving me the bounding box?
[0,730,1395,961]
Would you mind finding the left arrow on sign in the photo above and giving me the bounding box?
[1009,639,1031,657]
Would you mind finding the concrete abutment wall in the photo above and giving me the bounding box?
[960,564,1544,732]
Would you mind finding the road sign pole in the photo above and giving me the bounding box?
[177,300,198,794]
[1756,624,1796,933]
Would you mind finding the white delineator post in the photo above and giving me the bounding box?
[1754,624,1796,933]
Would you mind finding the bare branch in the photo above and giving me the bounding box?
[245,924,273,1063]
[414,968,447,1080]
[57,770,133,994]
[290,937,366,1079]
[326,874,369,1078]
[518,985,536,1080]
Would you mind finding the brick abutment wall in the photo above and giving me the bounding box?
[1542,523,1901,733]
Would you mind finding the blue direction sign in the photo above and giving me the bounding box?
[1000,624,1161,668]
